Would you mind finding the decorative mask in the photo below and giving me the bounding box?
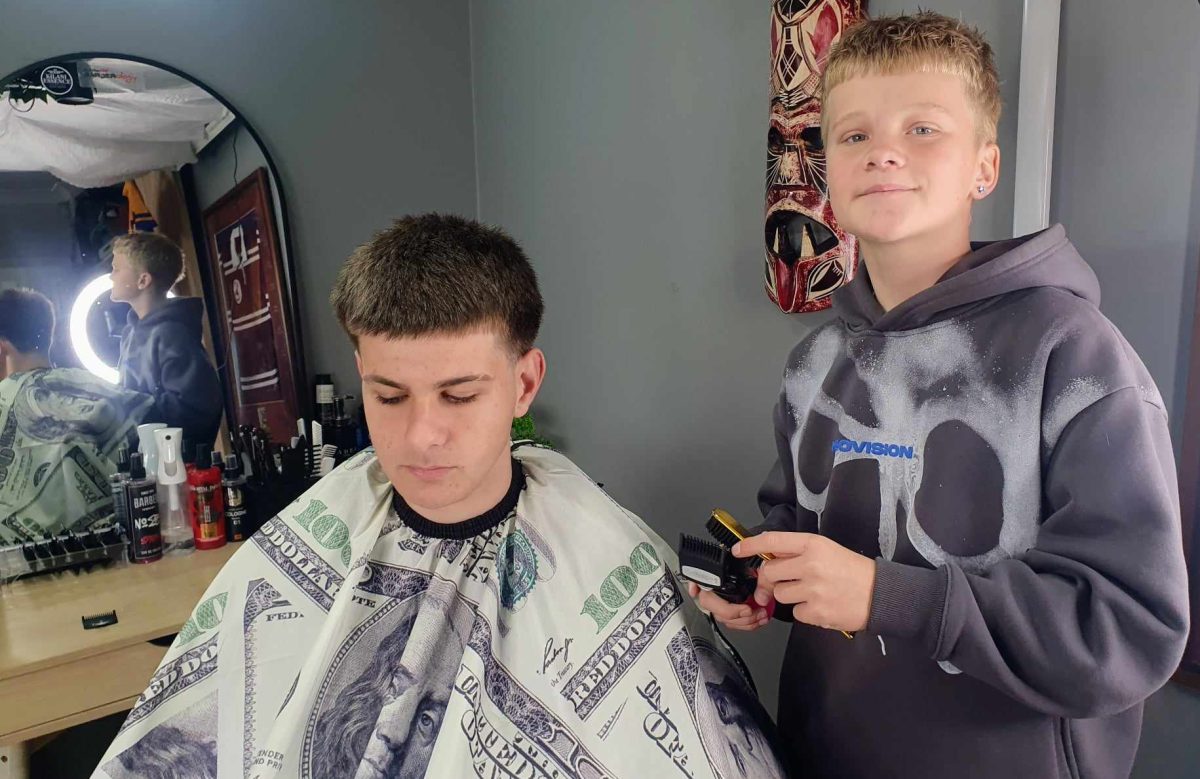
[765,0,867,314]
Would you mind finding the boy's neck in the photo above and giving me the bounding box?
[860,224,973,312]
[131,293,168,321]
[3,352,50,379]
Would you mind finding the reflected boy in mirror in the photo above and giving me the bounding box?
[110,232,223,455]
[0,287,152,541]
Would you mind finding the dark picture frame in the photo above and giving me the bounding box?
[200,167,302,442]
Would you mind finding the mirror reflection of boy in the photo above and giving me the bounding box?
[110,232,223,455]
[692,12,1190,778]
[94,215,788,779]
[0,287,152,541]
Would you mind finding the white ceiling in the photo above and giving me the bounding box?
[0,58,231,188]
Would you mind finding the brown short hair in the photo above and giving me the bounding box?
[331,214,544,356]
[0,287,55,353]
[112,232,184,293]
[821,11,1002,144]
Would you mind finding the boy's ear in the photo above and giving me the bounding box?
[354,350,363,377]
[136,271,154,292]
[974,141,1001,198]
[513,347,546,419]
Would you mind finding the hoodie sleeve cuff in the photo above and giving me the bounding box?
[866,560,949,653]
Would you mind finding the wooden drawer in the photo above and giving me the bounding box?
[0,640,166,745]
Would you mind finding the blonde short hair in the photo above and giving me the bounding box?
[112,232,184,293]
[821,11,1002,144]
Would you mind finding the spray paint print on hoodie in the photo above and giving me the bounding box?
[759,225,1190,779]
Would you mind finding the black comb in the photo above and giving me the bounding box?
[679,534,727,587]
[678,533,757,604]
[82,610,118,629]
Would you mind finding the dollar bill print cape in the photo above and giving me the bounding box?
[0,367,152,543]
[93,444,787,779]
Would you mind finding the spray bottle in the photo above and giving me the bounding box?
[108,442,131,536]
[126,452,163,563]
[155,428,194,555]
[222,453,251,542]
[189,444,226,550]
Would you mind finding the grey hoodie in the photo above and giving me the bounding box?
[759,225,1189,779]
[118,297,223,454]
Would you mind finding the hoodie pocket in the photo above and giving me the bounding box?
[1056,718,1081,779]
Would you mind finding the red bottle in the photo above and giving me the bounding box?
[188,444,227,550]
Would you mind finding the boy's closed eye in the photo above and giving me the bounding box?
[374,393,478,406]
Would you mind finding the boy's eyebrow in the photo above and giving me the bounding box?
[363,373,492,391]
[909,102,953,116]
[829,103,954,134]
[829,111,866,134]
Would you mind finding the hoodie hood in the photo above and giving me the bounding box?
[125,297,206,338]
[833,224,1101,332]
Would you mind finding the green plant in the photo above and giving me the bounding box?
[512,413,553,448]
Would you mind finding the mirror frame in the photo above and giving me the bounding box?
[0,51,311,424]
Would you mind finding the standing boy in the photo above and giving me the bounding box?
[693,12,1189,779]
[110,232,223,453]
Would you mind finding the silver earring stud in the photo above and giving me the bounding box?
[977,186,986,194]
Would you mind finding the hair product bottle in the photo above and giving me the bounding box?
[155,428,194,555]
[126,452,163,563]
[108,442,131,536]
[188,445,227,550]
[221,453,251,542]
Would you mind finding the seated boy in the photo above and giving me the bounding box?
[692,12,1190,779]
[95,214,786,779]
[110,231,223,454]
[0,287,152,542]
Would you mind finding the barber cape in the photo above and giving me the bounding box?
[93,445,787,779]
[0,367,152,543]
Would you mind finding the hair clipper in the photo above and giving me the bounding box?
[678,534,760,604]
[678,509,777,620]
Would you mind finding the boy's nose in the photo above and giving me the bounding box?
[406,402,449,450]
[865,142,904,169]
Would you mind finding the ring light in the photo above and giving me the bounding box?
[70,274,173,384]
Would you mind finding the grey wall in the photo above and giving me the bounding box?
[1051,0,1200,433]
[470,0,1019,716]
[0,172,88,368]
[1049,3,1200,778]
[0,0,478,400]
[189,119,291,283]
[191,121,268,211]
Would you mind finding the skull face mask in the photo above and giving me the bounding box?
[765,0,867,314]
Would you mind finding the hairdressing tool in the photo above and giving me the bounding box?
[706,509,774,561]
[309,421,338,477]
[0,526,127,583]
[694,508,852,638]
[678,534,758,603]
[82,610,118,629]
[677,531,773,620]
[279,444,307,482]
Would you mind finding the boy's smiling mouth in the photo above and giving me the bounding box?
[859,184,916,197]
